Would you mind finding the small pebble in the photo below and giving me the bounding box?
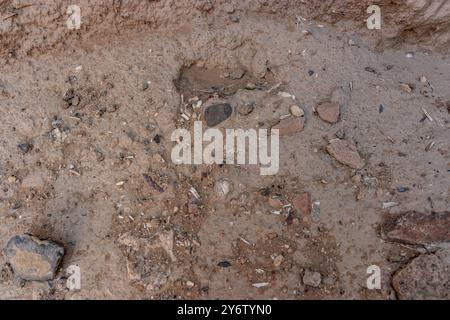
[290,105,304,117]
[348,38,357,46]
[351,174,362,184]
[230,16,240,23]
[215,179,232,197]
[316,102,340,123]
[17,143,32,154]
[218,261,232,268]
[382,202,399,209]
[272,117,305,136]
[245,82,256,90]
[204,103,233,127]
[5,234,64,281]
[238,103,254,116]
[303,270,322,287]
[142,81,151,91]
[326,139,365,169]
[153,134,161,144]
[400,83,412,93]
[7,176,17,183]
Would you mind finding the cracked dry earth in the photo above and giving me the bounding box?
[1,13,450,300]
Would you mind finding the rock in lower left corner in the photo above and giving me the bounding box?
[5,234,65,281]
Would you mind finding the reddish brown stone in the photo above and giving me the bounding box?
[326,139,365,169]
[272,117,304,136]
[292,192,312,225]
[316,102,340,123]
[383,211,450,245]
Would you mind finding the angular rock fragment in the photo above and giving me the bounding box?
[326,139,365,169]
[316,102,340,123]
[303,269,322,287]
[272,117,304,136]
[399,83,412,93]
[5,234,64,281]
[290,105,304,117]
[238,103,254,116]
[215,179,233,197]
[273,254,283,267]
[204,103,232,127]
[383,211,450,245]
[392,250,450,300]
[292,192,311,225]
[17,143,32,154]
[218,261,232,268]
[118,230,176,291]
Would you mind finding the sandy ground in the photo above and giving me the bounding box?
[0,4,449,300]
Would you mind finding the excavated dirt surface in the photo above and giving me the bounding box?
[0,1,449,300]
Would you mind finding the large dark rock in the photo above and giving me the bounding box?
[204,103,232,127]
[5,234,64,281]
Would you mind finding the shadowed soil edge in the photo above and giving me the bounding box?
[0,1,449,300]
